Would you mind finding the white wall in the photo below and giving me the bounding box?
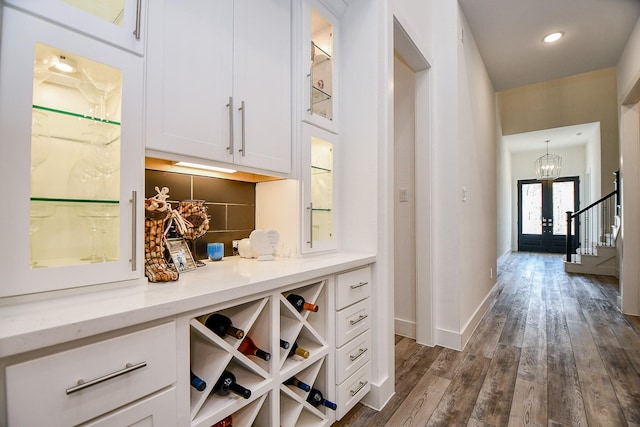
[496,111,512,259]
[618,16,640,315]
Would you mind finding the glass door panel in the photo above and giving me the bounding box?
[552,181,575,235]
[310,137,333,243]
[62,0,126,26]
[310,9,333,121]
[30,43,122,268]
[521,182,542,235]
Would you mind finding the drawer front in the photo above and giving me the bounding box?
[336,298,371,348]
[7,322,177,426]
[81,387,177,427]
[336,330,371,385]
[336,266,372,310]
[336,362,371,420]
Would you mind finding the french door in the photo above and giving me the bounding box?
[518,177,579,253]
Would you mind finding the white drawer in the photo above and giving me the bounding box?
[336,330,371,385]
[336,362,371,420]
[336,298,371,348]
[7,322,177,427]
[336,266,372,310]
[81,387,177,427]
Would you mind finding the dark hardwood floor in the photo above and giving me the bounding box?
[333,252,640,427]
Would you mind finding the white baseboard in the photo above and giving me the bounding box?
[435,281,499,351]
[360,374,394,412]
[394,318,416,339]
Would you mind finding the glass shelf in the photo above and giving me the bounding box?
[311,165,332,174]
[311,86,331,105]
[31,197,119,205]
[311,42,331,63]
[33,105,120,146]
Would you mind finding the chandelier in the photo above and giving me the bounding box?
[534,140,561,180]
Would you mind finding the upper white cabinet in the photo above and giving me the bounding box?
[4,0,147,55]
[145,0,292,175]
[0,7,144,297]
[301,0,339,133]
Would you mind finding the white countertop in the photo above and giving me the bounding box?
[0,253,375,359]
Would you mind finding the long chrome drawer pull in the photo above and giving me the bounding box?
[349,347,368,362]
[226,96,234,152]
[349,314,368,326]
[350,281,368,290]
[130,191,137,271]
[66,361,147,395]
[133,0,142,39]
[350,380,368,397]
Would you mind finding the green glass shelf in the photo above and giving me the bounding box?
[33,105,121,125]
[311,165,332,174]
[31,197,119,205]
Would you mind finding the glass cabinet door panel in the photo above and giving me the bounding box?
[30,43,123,269]
[310,9,333,121]
[311,137,333,242]
[62,0,126,27]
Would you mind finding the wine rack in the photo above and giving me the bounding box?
[190,297,272,427]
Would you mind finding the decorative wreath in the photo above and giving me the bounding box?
[177,200,210,240]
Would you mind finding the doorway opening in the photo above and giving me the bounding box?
[518,177,579,253]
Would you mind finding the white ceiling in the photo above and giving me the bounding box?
[503,122,600,153]
[458,0,640,92]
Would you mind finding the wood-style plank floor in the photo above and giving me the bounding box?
[333,252,640,427]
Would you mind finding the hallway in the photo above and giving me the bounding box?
[334,252,640,426]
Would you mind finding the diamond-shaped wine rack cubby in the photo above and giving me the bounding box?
[189,297,272,427]
[280,356,332,427]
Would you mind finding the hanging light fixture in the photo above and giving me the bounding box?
[534,140,562,180]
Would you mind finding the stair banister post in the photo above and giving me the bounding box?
[566,211,573,262]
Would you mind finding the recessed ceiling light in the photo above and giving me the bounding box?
[174,161,236,173]
[543,32,564,43]
[51,55,77,73]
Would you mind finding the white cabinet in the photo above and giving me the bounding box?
[301,0,339,134]
[0,7,144,298]
[334,266,372,420]
[301,123,338,254]
[6,322,177,426]
[4,0,146,55]
[146,0,292,175]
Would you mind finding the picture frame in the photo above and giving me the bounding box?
[165,237,197,273]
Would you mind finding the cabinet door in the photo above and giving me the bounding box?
[145,0,234,166]
[4,0,146,55]
[301,0,339,133]
[0,8,144,297]
[301,123,338,254]
[232,0,292,174]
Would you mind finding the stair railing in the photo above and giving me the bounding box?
[565,171,620,262]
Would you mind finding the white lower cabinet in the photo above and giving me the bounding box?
[6,322,177,426]
[334,266,372,420]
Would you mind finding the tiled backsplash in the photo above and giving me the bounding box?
[145,169,255,259]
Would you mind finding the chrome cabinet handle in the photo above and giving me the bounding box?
[307,71,312,112]
[238,101,246,156]
[133,0,142,40]
[349,347,368,362]
[130,190,137,271]
[307,203,313,248]
[66,361,147,395]
[226,96,234,153]
[350,281,368,290]
[350,380,368,397]
[349,314,368,326]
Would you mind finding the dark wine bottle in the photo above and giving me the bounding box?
[285,293,319,312]
[212,370,251,399]
[211,414,232,427]
[284,376,311,392]
[190,370,207,392]
[280,339,290,349]
[204,313,244,339]
[287,341,310,359]
[306,387,337,410]
[238,336,271,361]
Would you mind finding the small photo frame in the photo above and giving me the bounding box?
[165,237,197,273]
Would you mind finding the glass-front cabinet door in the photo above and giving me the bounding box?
[301,123,337,254]
[4,0,146,55]
[0,7,144,297]
[302,0,339,133]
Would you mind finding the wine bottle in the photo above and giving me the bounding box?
[238,336,271,361]
[306,387,337,410]
[190,370,207,392]
[212,370,251,399]
[285,293,319,312]
[211,414,232,427]
[204,313,244,339]
[287,341,310,359]
[284,376,311,392]
[280,339,290,349]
